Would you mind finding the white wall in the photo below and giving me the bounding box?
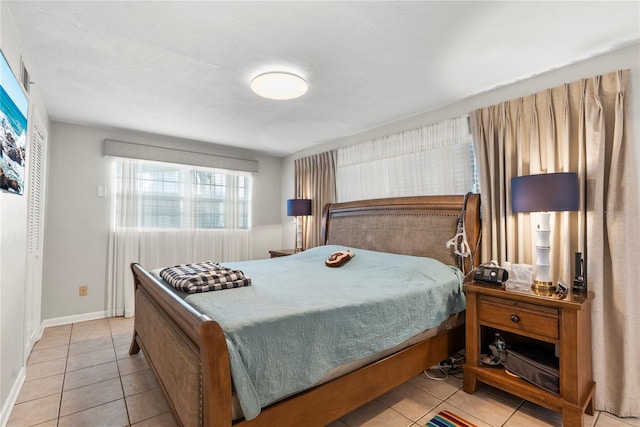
[280,44,640,248]
[41,123,282,321]
[0,1,51,422]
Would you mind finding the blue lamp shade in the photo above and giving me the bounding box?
[511,172,579,213]
[287,199,312,216]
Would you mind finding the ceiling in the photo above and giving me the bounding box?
[7,1,640,157]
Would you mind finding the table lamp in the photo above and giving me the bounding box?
[511,172,579,294]
[287,198,312,252]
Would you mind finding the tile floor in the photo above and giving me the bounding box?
[8,318,639,427]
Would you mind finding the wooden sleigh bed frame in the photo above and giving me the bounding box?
[129,194,481,427]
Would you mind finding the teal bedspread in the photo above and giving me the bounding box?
[182,245,465,420]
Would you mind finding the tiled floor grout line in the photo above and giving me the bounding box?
[56,325,119,426]
[57,323,75,427]
[500,399,524,427]
[112,324,133,427]
[398,381,443,424]
[54,326,73,427]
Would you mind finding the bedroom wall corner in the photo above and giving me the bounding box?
[0,2,52,424]
[41,123,283,322]
[249,154,284,260]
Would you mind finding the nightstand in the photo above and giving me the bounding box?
[268,249,296,258]
[463,282,595,427]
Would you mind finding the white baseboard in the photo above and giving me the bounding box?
[0,366,26,427]
[25,323,45,358]
[41,311,109,329]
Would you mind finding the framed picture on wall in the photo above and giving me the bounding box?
[1,49,29,195]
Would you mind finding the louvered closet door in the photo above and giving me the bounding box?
[25,116,47,356]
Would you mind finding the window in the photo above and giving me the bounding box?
[114,159,251,230]
[109,158,252,317]
[193,171,250,229]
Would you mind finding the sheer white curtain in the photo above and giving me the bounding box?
[107,158,251,317]
[336,115,475,202]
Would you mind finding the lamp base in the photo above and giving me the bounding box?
[532,280,555,296]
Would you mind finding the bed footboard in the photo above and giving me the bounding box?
[130,263,232,427]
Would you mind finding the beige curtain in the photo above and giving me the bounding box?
[294,150,337,249]
[471,70,638,416]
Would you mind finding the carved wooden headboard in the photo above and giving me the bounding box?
[321,194,481,272]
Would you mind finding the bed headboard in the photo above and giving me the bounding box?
[321,194,481,272]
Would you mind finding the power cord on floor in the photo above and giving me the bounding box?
[423,351,465,381]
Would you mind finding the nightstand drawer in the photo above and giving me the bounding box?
[478,295,559,341]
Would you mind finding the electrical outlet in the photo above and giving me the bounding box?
[79,285,88,296]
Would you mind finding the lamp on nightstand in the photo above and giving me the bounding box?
[287,198,311,252]
[511,172,579,294]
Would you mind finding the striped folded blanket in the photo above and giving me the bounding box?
[159,261,251,293]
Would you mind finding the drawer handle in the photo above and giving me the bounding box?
[510,314,520,323]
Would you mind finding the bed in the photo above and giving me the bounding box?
[129,194,481,426]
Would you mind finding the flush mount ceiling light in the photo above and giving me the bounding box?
[250,72,308,100]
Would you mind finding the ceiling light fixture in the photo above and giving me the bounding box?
[250,72,308,100]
